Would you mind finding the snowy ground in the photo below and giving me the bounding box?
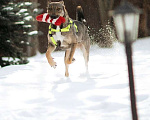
[0,38,150,120]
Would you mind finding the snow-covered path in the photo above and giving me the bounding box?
[0,38,150,120]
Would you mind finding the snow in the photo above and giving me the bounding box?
[28,31,38,36]
[33,8,39,13]
[0,38,150,120]
[24,16,33,21]
[24,2,32,6]
[19,9,28,13]
[19,2,32,7]
[3,7,13,11]
[23,25,32,28]
[14,21,25,25]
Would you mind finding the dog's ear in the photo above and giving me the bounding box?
[59,0,64,5]
[47,0,51,8]
[47,0,51,5]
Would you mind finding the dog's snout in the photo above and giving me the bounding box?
[50,15,59,19]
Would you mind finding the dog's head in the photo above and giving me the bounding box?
[47,0,65,19]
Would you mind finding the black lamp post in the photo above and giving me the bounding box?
[110,1,141,120]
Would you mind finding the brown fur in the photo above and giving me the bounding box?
[46,1,90,77]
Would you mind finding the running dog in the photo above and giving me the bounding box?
[46,0,90,77]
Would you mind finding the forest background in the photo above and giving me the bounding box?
[0,0,150,67]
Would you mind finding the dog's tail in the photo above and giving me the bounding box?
[76,6,86,23]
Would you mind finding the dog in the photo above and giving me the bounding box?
[46,0,90,77]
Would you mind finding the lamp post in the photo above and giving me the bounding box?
[110,1,141,120]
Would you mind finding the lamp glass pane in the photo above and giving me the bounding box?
[132,14,140,41]
[124,14,139,42]
[113,15,125,42]
[124,14,134,33]
[124,14,134,42]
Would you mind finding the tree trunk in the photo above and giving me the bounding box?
[96,0,116,48]
[0,55,2,67]
[138,0,148,38]
[97,0,114,27]
[37,0,48,53]
[128,0,149,38]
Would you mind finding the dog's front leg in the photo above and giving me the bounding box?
[46,43,57,68]
[64,43,77,77]
[64,49,71,77]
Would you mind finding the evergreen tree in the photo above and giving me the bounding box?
[15,1,42,45]
[0,0,42,67]
[0,0,23,67]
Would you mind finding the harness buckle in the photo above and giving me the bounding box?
[49,34,53,37]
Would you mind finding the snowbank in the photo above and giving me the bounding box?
[0,38,150,120]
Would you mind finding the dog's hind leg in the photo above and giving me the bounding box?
[80,44,88,71]
[80,40,90,72]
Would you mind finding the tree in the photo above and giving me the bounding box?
[0,0,41,67]
[90,0,117,48]
[97,0,117,47]
[15,1,43,56]
[97,0,114,27]
[0,0,25,67]
[128,0,150,37]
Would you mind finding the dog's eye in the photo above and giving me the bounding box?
[57,8,61,11]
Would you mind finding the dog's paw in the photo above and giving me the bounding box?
[72,58,75,63]
[66,60,72,64]
[66,58,75,64]
[65,72,69,77]
[51,64,57,69]
[49,61,57,69]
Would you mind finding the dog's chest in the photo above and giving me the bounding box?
[53,26,65,43]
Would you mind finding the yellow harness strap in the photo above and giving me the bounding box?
[49,34,57,46]
[49,19,78,46]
